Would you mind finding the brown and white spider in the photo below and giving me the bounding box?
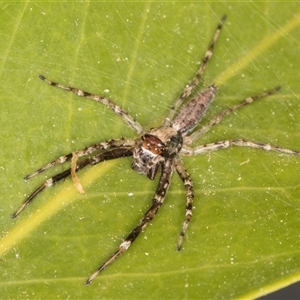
[13,15,300,285]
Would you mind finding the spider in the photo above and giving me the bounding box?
[12,15,300,285]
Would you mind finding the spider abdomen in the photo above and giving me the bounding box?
[172,85,218,135]
[14,16,292,286]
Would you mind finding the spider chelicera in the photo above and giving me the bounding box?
[13,15,300,285]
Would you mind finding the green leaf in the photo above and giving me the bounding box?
[1,2,300,299]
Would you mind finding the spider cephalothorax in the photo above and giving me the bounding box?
[132,84,218,180]
[12,15,300,285]
[132,128,182,179]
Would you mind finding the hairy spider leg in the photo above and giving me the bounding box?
[24,138,137,180]
[14,14,298,286]
[174,157,194,250]
[186,86,281,145]
[181,139,300,156]
[12,148,133,219]
[164,14,227,125]
[39,75,143,134]
[85,158,174,285]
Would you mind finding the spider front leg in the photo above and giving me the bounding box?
[175,157,194,251]
[24,138,137,180]
[12,148,133,219]
[86,158,174,285]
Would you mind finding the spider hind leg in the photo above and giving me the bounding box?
[164,14,227,125]
[187,86,281,144]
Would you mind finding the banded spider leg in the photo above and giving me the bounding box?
[12,14,300,286]
[164,14,227,125]
[12,147,134,219]
[86,158,174,285]
[179,86,300,158]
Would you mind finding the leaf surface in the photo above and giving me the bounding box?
[1,2,300,299]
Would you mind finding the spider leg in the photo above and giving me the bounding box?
[164,15,226,125]
[174,158,194,251]
[181,139,300,156]
[12,148,133,219]
[39,75,143,134]
[85,158,174,285]
[186,86,281,144]
[24,138,137,180]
